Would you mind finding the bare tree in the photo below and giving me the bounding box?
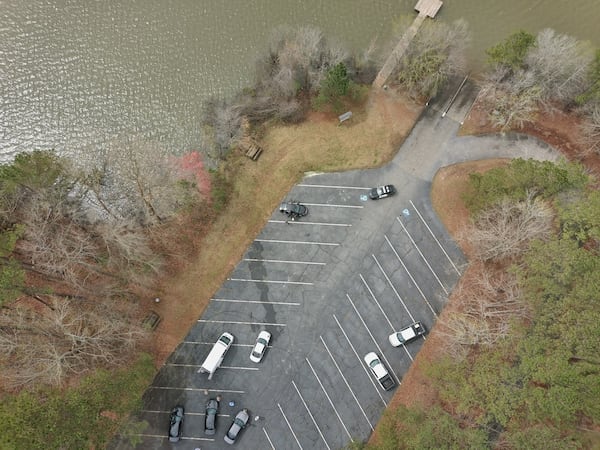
[480,28,594,129]
[392,19,470,99]
[19,194,99,289]
[264,25,348,96]
[72,137,186,225]
[96,220,162,289]
[440,266,527,360]
[525,28,594,108]
[479,68,541,130]
[0,297,148,388]
[463,194,554,262]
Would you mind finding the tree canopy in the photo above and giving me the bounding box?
[485,30,536,71]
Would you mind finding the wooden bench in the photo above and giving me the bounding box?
[244,142,263,161]
[142,311,161,330]
[239,137,264,161]
[338,111,353,125]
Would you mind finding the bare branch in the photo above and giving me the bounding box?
[0,297,148,388]
[462,194,554,261]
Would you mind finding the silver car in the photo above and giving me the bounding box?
[224,408,249,444]
[250,330,271,363]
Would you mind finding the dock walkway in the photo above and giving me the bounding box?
[373,0,443,89]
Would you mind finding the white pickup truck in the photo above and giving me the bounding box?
[198,332,234,380]
[388,321,426,347]
[364,352,396,391]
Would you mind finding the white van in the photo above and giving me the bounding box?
[198,332,234,380]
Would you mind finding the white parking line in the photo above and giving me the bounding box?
[165,363,259,371]
[302,202,364,209]
[297,184,370,190]
[320,336,374,431]
[149,386,245,394]
[410,200,461,275]
[136,434,215,442]
[359,273,395,331]
[372,254,416,322]
[228,278,313,286]
[305,358,353,441]
[263,427,276,450]
[333,314,386,406]
[346,294,401,386]
[183,341,256,347]
[371,258,422,356]
[198,319,287,327]
[268,220,352,227]
[181,436,216,441]
[278,403,303,450]
[385,235,438,317]
[396,217,449,295]
[364,264,415,362]
[213,298,301,306]
[244,258,326,266]
[220,365,259,371]
[255,238,339,246]
[140,409,231,418]
[292,380,331,450]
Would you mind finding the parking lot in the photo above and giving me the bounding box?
[129,166,467,449]
[112,79,561,449]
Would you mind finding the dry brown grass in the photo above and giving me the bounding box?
[149,89,422,363]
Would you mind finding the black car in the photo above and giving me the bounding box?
[369,184,396,200]
[279,201,308,220]
[224,408,249,445]
[204,398,219,435]
[168,405,184,442]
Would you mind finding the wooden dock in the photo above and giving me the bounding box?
[415,0,443,18]
[373,0,443,89]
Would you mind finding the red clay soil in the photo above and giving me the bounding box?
[463,100,600,179]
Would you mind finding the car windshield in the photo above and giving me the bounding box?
[257,338,267,345]
[220,335,231,345]
[369,359,380,368]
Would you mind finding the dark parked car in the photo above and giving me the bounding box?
[204,398,219,435]
[224,408,249,445]
[369,185,396,200]
[279,201,308,220]
[168,405,184,442]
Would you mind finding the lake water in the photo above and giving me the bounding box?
[1,0,599,161]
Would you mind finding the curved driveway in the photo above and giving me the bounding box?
[118,80,560,450]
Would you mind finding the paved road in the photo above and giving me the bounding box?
[111,79,559,450]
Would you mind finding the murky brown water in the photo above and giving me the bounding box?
[1,0,599,160]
